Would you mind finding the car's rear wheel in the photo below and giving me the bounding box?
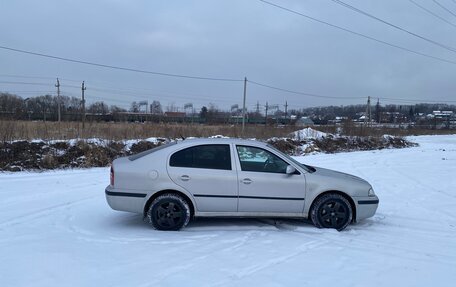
[147,193,190,231]
[310,193,352,231]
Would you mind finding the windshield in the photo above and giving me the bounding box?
[266,144,316,173]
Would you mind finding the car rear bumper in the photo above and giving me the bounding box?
[105,185,147,213]
[353,196,379,222]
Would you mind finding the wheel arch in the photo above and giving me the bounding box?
[144,189,195,218]
[308,190,357,222]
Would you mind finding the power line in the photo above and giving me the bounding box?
[0,74,59,81]
[1,74,255,106]
[0,90,54,94]
[328,0,456,53]
[248,80,366,99]
[0,45,243,82]
[0,81,51,87]
[380,96,456,103]
[408,0,456,29]
[257,0,456,66]
[433,0,456,18]
[249,80,456,104]
[4,78,456,105]
[0,74,84,85]
[0,79,243,104]
[72,85,250,105]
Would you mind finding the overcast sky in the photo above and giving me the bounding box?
[1,0,456,111]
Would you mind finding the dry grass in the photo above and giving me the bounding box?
[317,121,456,137]
[1,120,454,142]
[0,120,297,141]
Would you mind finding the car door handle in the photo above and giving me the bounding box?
[180,175,190,181]
[241,178,252,184]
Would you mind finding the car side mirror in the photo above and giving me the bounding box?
[286,165,296,175]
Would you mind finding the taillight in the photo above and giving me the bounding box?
[110,166,114,186]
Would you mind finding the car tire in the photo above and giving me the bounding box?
[147,193,191,231]
[310,193,353,231]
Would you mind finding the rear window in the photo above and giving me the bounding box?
[128,141,176,161]
[169,144,231,170]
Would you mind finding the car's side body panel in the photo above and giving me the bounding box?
[105,138,379,224]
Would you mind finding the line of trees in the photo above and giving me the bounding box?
[291,103,456,124]
[0,92,126,121]
[1,92,455,124]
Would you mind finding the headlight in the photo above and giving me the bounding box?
[368,188,376,197]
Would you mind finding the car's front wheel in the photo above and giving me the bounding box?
[310,193,353,231]
[147,193,191,231]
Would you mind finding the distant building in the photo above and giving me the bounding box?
[429,111,454,119]
[295,116,314,126]
[164,112,186,118]
[328,116,348,124]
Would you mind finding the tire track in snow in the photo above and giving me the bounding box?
[387,165,456,222]
[0,195,98,229]
[211,240,326,287]
[0,180,105,207]
[218,230,268,253]
[0,168,107,183]
[290,226,456,265]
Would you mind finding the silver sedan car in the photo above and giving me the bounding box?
[105,138,379,231]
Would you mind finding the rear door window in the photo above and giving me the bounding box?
[170,144,232,170]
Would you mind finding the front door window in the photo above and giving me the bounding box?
[236,145,288,174]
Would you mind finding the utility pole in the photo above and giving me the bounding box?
[256,101,260,114]
[55,78,61,122]
[242,77,247,136]
[265,102,269,126]
[376,98,380,124]
[368,96,372,126]
[365,96,371,127]
[284,101,288,124]
[81,81,86,129]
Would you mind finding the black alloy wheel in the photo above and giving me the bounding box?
[148,194,190,231]
[310,193,353,231]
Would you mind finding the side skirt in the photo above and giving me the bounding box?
[194,211,307,218]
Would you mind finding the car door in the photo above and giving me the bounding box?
[235,145,306,214]
[167,144,238,213]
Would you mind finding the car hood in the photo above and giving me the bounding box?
[312,166,369,185]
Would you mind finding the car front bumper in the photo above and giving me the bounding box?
[353,196,379,222]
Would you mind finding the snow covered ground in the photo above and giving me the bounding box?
[1,135,455,287]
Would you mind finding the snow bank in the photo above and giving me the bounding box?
[209,135,230,138]
[289,127,329,140]
[1,131,416,171]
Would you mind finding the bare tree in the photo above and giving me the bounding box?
[150,100,163,114]
[87,101,109,115]
[166,102,178,112]
[110,105,127,113]
[130,101,139,113]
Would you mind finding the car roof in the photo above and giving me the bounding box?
[177,137,268,147]
[127,138,271,162]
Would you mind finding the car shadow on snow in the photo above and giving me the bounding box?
[107,213,316,232]
[107,213,382,232]
[106,213,147,229]
[186,217,316,232]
